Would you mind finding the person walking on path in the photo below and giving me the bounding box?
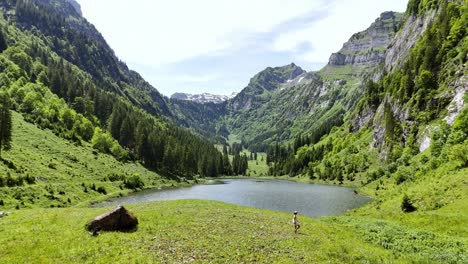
[292,211,300,234]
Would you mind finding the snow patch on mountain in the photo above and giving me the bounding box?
[171,92,237,104]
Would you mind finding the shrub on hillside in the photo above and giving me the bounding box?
[96,186,107,195]
[107,172,125,182]
[124,174,144,190]
[401,194,417,213]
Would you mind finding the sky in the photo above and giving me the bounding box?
[76,0,409,96]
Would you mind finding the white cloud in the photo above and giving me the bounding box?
[77,0,326,65]
[272,0,408,63]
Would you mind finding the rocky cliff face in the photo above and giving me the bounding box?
[328,12,404,67]
[385,10,437,72]
[351,10,438,133]
[371,96,412,159]
[352,4,466,158]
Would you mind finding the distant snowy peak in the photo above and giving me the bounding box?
[171,92,237,104]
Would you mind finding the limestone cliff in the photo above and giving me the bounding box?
[385,10,437,72]
[328,12,404,67]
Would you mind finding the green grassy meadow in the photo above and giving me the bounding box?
[244,152,269,177]
[2,199,465,263]
[1,200,401,263]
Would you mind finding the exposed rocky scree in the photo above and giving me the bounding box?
[328,11,404,67]
[444,74,468,125]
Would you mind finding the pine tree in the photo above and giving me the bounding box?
[222,146,232,175]
[0,29,7,53]
[0,92,12,157]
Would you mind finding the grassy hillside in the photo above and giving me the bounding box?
[0,0,229,180]
[0,112,183,209]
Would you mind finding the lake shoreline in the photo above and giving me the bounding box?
[93,178,373,217]
[88,174,374,210]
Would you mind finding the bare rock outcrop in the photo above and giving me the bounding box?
[86,206,138,232]
[328,11,404,67]
[385,10,436,72]
[444,74,468,125]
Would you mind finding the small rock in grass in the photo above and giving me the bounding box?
[0,211,11,218]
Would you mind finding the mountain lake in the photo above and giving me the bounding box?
[96,178,372,217]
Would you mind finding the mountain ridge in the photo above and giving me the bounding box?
[171,92,237,104]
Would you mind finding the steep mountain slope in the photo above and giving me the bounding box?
[170,63,308,144]
[169,98,227,142]
[270,0,468,216]
[1,0,170,116]
[0,112,175,209]
[227,63,306,111]
[0,0,231,201]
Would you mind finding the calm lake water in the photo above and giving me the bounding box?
[97,178,372,217]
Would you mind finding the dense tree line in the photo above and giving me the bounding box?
[266,107,344,176]
[230,142,243,156]
[232,153,248,175]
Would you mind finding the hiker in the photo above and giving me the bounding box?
[292,211,300,234]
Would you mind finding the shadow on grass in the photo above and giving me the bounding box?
[90,226,139,237]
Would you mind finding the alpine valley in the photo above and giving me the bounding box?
[0,0,467,263]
